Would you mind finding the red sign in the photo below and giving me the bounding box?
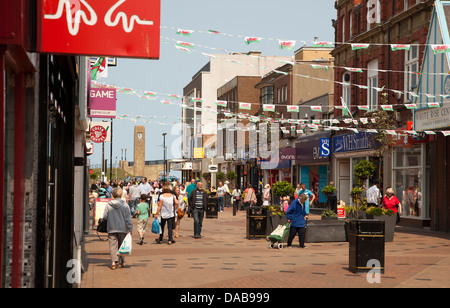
[37,0,160,59]
[90,125,107,143]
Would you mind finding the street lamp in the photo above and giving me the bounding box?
[162,133,167,181]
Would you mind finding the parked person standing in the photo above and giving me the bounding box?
[188,181,208,239]
[102,187,133,269]
[366,180,381,207]
[174,185,187,238]
[155,182,178,245]
[382,187,402,224]
[216,181,226,212]
[128,180,141,217]
[286,193,309,248]
[263,184,271,206]
[136,194,150,245]
[297,183,314,214]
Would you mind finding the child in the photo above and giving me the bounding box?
[136,194,150,245]
[282,196,290,212]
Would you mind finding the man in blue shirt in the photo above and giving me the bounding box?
[298,182,315,214]
[286,193,309,248]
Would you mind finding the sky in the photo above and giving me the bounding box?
[89,0,337,178]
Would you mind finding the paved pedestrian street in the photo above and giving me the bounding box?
[81,207,450,289]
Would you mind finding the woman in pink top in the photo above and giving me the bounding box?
[382,187,402,215]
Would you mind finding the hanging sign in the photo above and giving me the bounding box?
[37,0,161,59]
[89,88,117,118]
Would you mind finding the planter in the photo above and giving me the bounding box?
[346,210,367,220]
[321,216,338,220]
[366,214,396,242]
[305,220,346,243]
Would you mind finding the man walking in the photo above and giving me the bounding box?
[188,181,208,238]
[286,193,309,248]
[366,180,381,207]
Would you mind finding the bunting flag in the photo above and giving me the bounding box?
[391,44,411,51]
[176,41,195,49]
[216,100,227,107]
[144,91,156,97]
[192,98,203,103]
[427,102,440,108]
[175,45,192,53]
[358,105,369,111]
[431,44,450,54]
[168,94,180,99]
[239,102,252,110]
[279,40,296,50]
[245,37,261,45]
[313,41,333,48]
[351,43,370,50]
[263,104,275,112]
[381,105,393,111]
[424,131,436,135]
[345,67,363,73]
[442,131,450,136]
[405,103,417,109]
[311,64,328,71]
[208,30,221,34]
[311,106,322,112]
[91,57,108,80]
[177,29,193,36]
[287,106,299,112]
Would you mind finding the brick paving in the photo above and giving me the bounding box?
[81,206,450,288]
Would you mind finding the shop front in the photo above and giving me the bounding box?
[332,131,379,205]
[295,132,331,207]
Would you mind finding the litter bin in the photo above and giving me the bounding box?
[348,219,385,274]
[246,206,267,239]
[206,197,218,219]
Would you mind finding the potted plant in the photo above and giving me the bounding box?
[321,209,338,220]
[366,206,396,242]
[321,185,336,197]
[272,181,295,205]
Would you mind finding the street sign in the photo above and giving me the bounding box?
[90,125,108,143]
[37,0,161,59]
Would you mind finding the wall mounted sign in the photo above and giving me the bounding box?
[89,88,116,118]
[37,0,160,59]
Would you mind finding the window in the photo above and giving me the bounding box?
[342,14,346,43]
[367,59,378,110]
[404,43,419,102]
[261,86,274,105]
[404,0,409,10]
[349,12,353,40]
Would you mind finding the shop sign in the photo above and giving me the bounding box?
[414,104,450,131]
[333,132,374,153]
[319,138,331,157]
[90,125,107,143]
[89,88,116,118]
[296,134,331,165]
[37,0,160,59]
[280,147,296,160]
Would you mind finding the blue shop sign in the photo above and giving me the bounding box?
[333,132,375,153]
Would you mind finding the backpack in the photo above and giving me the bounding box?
[98,187,107,198]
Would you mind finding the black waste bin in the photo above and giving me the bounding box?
[206,197,218,219]
[246,206,267,239]
[348,219,385,274]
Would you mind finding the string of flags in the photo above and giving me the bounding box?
[163,25,450,55]
[92,81,450,137]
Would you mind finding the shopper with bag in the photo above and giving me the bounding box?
[155,182,179,245]
[102,187,133,270]
[243,184,257,208]
[174,185,187,238]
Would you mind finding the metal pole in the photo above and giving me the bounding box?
[110,119,113,182]
[163,133,167,181]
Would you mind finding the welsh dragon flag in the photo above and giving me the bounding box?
[91,57,108,80]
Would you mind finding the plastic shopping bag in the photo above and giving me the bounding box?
[151,218,160,234]
[117,233,132,255]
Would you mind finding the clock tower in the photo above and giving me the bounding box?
[134,126,145,176]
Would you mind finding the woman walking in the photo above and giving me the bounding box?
[102,187,133,269]
[155,182,179,245]
[174,185,187,238]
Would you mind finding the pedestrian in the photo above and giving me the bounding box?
[297,183,314,214]
[243,184,257,208]
[136,194,150,245]
[231,186,242,212]
[105,181,112,198]
[139,177,153,198]
[366,180,381,207]
[155,182,179,245]
[382,187,402,224]
[102,187,133,270]
[186,179,197,218]
[286,193,309,248]
[188,181,208,239]
[128,180,141,217]
[223,181,231,208]
[262,184,271,206]
[216,181,226,212]
[119,182,129,203]
[98,182,108,198]
[174,185,187,238]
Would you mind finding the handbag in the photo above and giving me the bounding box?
[151,218,160,234]
[97,218,108,233]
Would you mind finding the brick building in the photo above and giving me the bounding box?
[331,0,436,228]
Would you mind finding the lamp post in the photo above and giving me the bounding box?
[162,133,167,181]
